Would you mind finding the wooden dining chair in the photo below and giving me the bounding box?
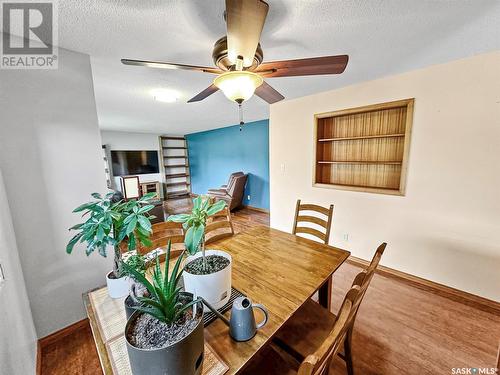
[205,207,235,245]
[270,242,387,375]
[292,199,334,245]
[120,221,185,261]
[241,284,363,375]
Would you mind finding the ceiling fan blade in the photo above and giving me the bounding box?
[254,55,349,77]
[187,84,219,103]
[255,81,284,104]
[121,59,223,74]
[225,0,269,68]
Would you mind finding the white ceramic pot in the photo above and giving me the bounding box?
[182,250,232,311]
[106,271,130,299]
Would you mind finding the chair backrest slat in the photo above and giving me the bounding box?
[296,215,328,228]
[205,207,234,245]
[292,199,334,244]
[298,242,387,375]
[298,203,331,216]
[119,221,185,256]
[294,227,327,242]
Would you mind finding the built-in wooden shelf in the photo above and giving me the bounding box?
[164,147,187,150]
[318,133,405,142]
[314,99,414,195]
[318,161,403,165]
[165,164,188,168]
[164,156,187,159]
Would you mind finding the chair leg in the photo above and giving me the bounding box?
[344,328,354,375]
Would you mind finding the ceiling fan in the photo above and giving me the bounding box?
[121,0,348,106]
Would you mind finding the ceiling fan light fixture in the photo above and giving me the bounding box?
[152,89,179,103]
[213,71,263,103]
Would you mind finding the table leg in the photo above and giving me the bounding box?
[318,277,332,311]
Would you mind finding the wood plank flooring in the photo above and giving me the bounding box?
[40,202,500,374]
[329,263,500,374]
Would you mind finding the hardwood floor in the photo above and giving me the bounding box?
[40,202,500,374]
[40,321,102,375]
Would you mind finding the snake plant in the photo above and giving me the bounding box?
[123,241,200,324]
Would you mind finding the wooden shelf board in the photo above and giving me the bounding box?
[166,182,190,187]
[161,136,185,140]
[167,193,191,200]
[318,161,402,165]
[164,156,187,159]
[166,173,190,178]
[165,164,188,168]
[318,133,405,142]
[313,182,402,196]
[163,147,187,150]
[167,191,190,198]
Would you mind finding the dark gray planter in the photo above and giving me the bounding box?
[125,295,204,375]
[124,295,138,320]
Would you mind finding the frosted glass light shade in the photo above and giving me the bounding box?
[213,71,263,103]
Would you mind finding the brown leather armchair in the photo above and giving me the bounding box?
[208,173,248,211]
[208,172,244,195]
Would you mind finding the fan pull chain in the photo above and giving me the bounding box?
[238,103,244,131]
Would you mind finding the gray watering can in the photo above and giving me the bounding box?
[202,296,269,342]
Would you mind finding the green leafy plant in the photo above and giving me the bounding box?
[66,191,156,278]
[123,253,149,302]
[124,253,147,279]
[167,196,226,269]
[123,241,200,324]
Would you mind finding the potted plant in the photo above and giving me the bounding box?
[122,253,148,319]
[66,191,156,298]
[168,196,231,310]
[123,242,204,375]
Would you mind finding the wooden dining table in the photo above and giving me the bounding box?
[83,225,350,375]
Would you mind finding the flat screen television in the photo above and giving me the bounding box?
[111,150,159,176]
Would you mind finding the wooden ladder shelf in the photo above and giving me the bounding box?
[159,136,191,200]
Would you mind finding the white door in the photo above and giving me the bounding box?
[0,170,37,375]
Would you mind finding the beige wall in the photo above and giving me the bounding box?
[269,51,500,301]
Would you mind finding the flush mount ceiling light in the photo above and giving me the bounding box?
[213,70,263,103]
[152,89,179,103]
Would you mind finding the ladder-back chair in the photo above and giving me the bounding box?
[292,199,334,244]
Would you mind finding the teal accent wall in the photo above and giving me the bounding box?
[186,119,269,210]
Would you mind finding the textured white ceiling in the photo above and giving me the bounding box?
[55,0,500,135]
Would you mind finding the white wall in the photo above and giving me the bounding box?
[100,131,162,194]
[0,170,37,375]
[0,46,110,337]
[269,51,500,301]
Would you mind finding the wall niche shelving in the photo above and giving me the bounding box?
[313,98,414,195]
